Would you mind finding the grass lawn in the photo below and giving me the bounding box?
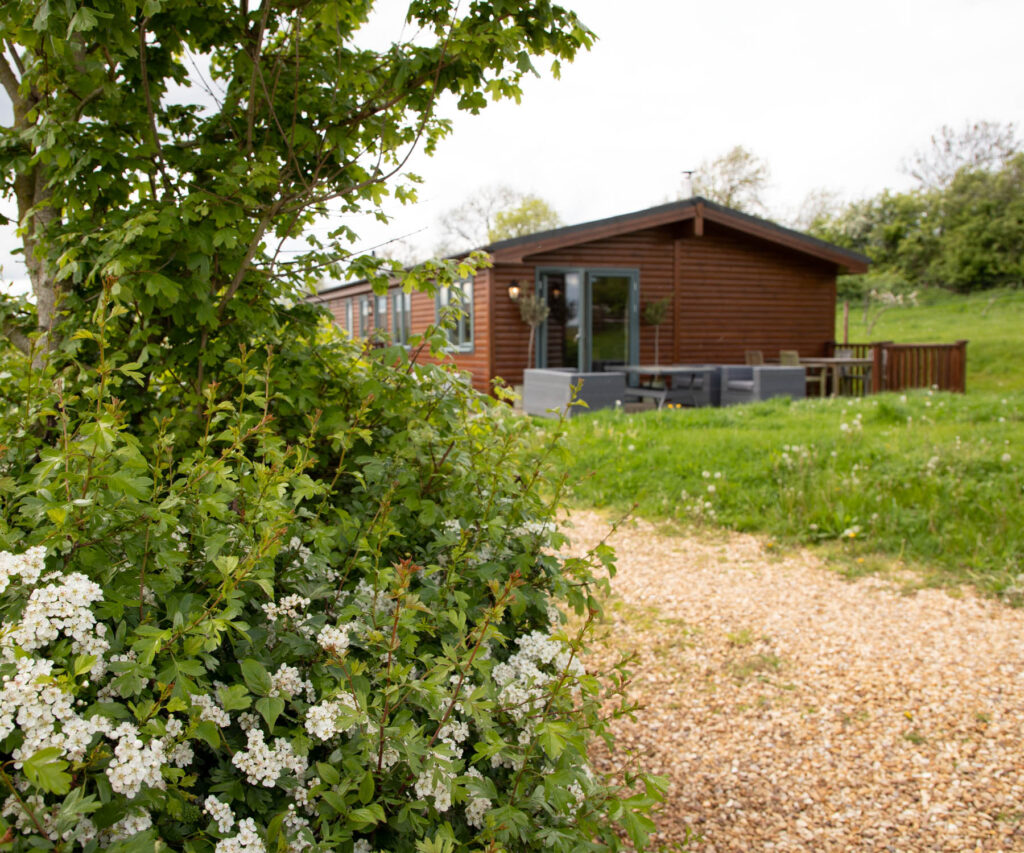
[552,391,1024,599]
[546,287,1024,598]
[837,285,1024,393]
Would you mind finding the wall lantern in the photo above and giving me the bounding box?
[507,281,521,300]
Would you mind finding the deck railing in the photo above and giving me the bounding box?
[827,340,968,394]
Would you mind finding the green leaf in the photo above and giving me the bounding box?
[315,761,340,786]
[217,683,252,711]
[357,770,374,804]
[240,659,274,696]
[23,747,71,795]
[195,720,221,748]
[347,803,384,829]
[536,721,568,760]
[73,655,97,677]
[256,696,285,730]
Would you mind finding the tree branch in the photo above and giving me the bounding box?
[4,40,25,75]
[245,1,272,152]
[2,321,32,356]
[0,48,26,116]
[216,199,284,319]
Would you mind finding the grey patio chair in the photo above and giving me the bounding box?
[721,365,807,406]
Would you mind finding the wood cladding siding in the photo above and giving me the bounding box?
[675,222,837,363]
[313,208,852,393]
[314,271,493,393]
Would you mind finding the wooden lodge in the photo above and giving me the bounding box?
[313,197,873,393]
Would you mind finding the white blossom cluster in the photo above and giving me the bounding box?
[2,793,98,843]
[105,809,153,841]
[262,594,317,644]
[3,571,109,673]
[0,545,46,593]
[108,722,167,797]
[262,595,310,623]
[413,757,455,813]
[436,717,469,754]
[232,727,308,787]
[512,520,555,539]
[288,537,312,563]
[271,664,315,701]
[316,624,351,656]
[304,693,361,741]
[1,657,78,764]
[492,630,584,724]
[463,766,491,828]
[283,804,311,852]
[193,692,231,727]
[214,817,267,853]
[205,796,235,833]
[565,781,586,816]
[354,579,394,617]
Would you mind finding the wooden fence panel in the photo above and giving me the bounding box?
[830,340,968,393]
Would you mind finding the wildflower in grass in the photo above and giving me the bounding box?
[1002,453,1012,463]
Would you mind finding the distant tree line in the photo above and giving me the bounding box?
[808,121,1024,294]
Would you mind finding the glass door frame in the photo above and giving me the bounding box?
[535,266,640,373]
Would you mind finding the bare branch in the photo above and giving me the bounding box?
[245,1,272,152]
[138,20,165,165]
[2,322,32,356]
[4,40,25,75]
[216,199,284,319]
[0,49,26,116]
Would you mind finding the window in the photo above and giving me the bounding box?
[374,294,388,332]
[358,295,371,337]
[344,297,353,334]
[436,280,474,351]
[392,290,412,344]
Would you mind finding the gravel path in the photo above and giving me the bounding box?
[571,510,1024,852]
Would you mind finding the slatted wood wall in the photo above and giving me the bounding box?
[314,271,495,393]
[676,222,837,364]
[316,221,842,392]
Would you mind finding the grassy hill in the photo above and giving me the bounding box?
[837,286,1024,393]
[548,288,1024,599]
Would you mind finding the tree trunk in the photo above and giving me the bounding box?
[2,51,59,364]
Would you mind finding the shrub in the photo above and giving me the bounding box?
[0,314,660,852]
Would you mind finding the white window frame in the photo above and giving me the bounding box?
[358,295,371,337]
[374,293,388,332]
[392,290,412,345]
[435,279,474,352]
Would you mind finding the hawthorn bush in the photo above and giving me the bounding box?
[0,304,661,852]
[0,2,661,847]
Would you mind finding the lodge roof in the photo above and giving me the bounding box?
[315,196,869,297]
[483,196,870,274]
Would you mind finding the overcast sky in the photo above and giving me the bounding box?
[3,0,1023,292]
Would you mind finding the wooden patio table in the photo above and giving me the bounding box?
[621,364,720,408]
[799,356,874,397]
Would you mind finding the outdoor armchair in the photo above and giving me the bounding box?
[720,365,807,406]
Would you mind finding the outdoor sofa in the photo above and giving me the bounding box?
[522,368,626,418]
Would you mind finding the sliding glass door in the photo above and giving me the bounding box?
[537,268,638,372]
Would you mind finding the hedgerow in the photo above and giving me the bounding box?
[0,306,660,852]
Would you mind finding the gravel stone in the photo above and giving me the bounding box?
[571,510,1024,852]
